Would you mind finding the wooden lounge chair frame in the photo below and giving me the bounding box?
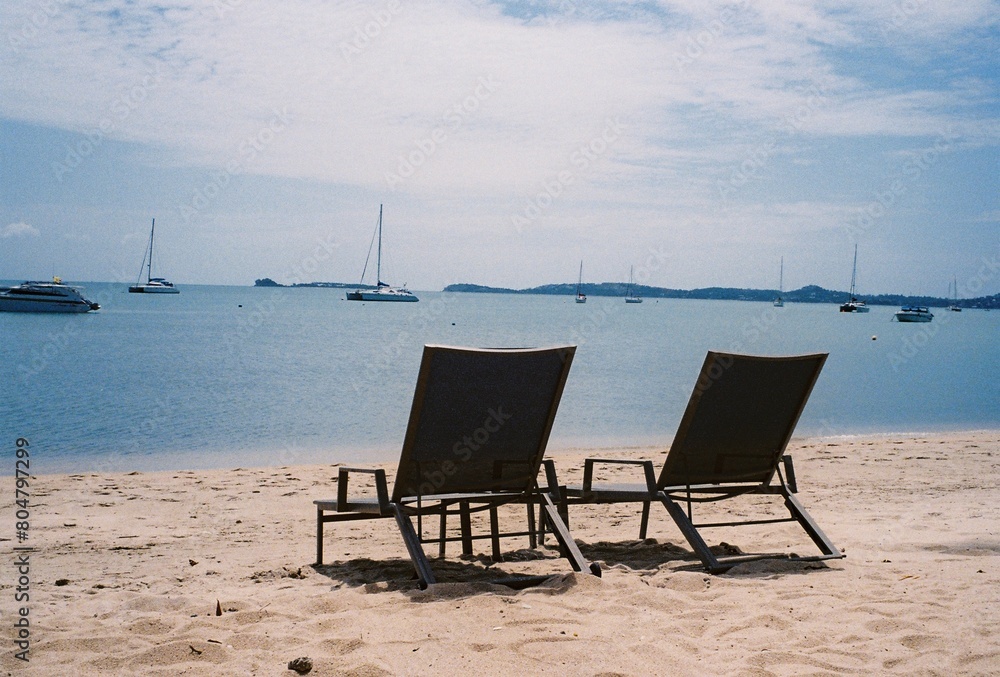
[561,351,844,573]
[314,344,601,589]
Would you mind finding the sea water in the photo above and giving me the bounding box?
[2,283,997,473]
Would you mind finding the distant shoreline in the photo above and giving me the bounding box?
[253,277,999,309]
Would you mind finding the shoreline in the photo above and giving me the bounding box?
[5,430,998,674]
[20,427,1000,477]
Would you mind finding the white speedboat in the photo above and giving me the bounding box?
[894,305,934,322]
[129,218,179,294]
[346,205,418,302]
[839,245,870,313]
[0,278,100,313]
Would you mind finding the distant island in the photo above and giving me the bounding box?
[253,279,999,309]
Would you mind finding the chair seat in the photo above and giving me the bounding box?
[564,482,656,502]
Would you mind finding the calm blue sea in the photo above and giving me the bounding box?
[2,282,998,474]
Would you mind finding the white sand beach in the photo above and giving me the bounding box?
[4,431,998,675]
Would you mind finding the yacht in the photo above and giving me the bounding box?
[346,205,418,302]
[129,218,179,293]
[894,305,934,323]
[0,278,100,313]
[839,245,870,313]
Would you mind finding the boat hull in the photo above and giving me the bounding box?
[895,311,934,322]
[128,285,179,294]
[839,303,870,313]
[0,298,95,313]
[346,288,418,302]
[625,297,642,303]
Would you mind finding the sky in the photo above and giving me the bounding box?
[1,1,998,297]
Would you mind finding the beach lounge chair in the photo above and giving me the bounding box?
[563,351,843,573]
[314,344,601,588]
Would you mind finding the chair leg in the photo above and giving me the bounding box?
[639,501,651,540]
[527,498,537,549]
[316,505,325,565]
[489,505,503,562]
[540,493,601,577]
[438,504,448,558]
[460,501,473,555]
[783,490,841,557]
[659,495,726,573]
[392,505,437,588]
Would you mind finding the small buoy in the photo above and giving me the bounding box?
[238,304,243,308]
[451,322,455,326]
[871,335,877,341]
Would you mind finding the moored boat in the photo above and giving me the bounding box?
[839,245,869,313]
[346,205,417,302]
[0,278,100,313]
[894,305,934,322]
[129,218,179,294]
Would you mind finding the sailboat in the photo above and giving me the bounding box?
[839,245,869,312]
[625,266,642,303]
[575,261,587,303]
[947,276,962,312]
[129,218,179,293]
[346,205,418,302]
[773,257,784,307]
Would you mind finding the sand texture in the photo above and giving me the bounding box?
[3,431,998,675]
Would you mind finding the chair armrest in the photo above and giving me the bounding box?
[541,459,561,497]
[337,467,390,512]
[582,458,657,493]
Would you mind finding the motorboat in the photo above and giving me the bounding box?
[129,218,180,293]
[0,278,100,313]
[346,205,418,302]
[894,305,934,322]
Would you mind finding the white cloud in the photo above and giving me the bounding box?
[2,222,40,238]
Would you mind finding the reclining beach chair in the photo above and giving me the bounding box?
[314,344,601,588]
[563,351,843,573]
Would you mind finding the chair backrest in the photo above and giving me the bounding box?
[658,351,827,488]
[391,345,576,502]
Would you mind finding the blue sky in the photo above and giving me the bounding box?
[1,1,997,297]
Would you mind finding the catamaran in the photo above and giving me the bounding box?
[346,205,418,302]
[839,245,869,313]
[129,218,179,293]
